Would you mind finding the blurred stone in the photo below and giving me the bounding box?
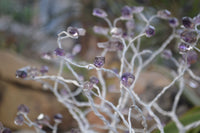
[0,51,41,88]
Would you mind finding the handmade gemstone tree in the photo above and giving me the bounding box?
[15,5,200,133]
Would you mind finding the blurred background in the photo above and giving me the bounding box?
[0,0,200,132]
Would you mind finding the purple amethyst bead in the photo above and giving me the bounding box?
[16,70,27,79]
[54,113,63,123]
[17,104,29,114]
[14,114,24,126]
[94,56,105,68]
[145,25,155,37]
[169,17,179,27]
[40,66,48,74]
[180,30,197,43]
[121,72,135,87]
[178,43,190,53]
[67,27,79,38]
[93,8,107,18]
[182,17,193,28]
[90,76,99,84]
[121,6,132,19]
[122,32,129,40]
[54,48,66,56]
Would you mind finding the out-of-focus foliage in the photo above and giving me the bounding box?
[80,0,200,19]
[153,107,200,133]
[0,0,33,24]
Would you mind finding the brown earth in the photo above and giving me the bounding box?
[0,50,77,132]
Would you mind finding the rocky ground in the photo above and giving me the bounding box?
[0,50,77,132]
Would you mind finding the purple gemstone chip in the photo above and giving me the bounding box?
[54,48,66,56]
[182,17,193,28]
[122,32,129,40]
[54,113,63,123]
[17,104,29,114]
[180,30,197,43]
[178,43,191,53]
[90,76,99,84]
[40,66,48,74]
[169,17,179,27]
[94,56,105,68]
[67,27,79,38]
[14,114,24,126]
[121,6,132,19]
[121,72,135,87]
[93,8,107,18]
[16,70,27,79]
[145,25,155,37]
